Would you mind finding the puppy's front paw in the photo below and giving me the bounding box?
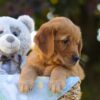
[49,78,66,93]
[19,78,34,93]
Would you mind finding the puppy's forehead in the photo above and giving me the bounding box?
[49,17,81,41]
[55,33,68,40]
[55,27,81,41]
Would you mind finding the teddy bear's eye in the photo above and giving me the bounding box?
[13,31,18,36]
[0,30,3,34]
[10,26,21,37]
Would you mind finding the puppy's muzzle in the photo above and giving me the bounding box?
[72,55,80,63]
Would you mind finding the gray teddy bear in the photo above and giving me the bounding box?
[0,15,34,74]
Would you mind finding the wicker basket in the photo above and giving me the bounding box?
[58,82,82,100]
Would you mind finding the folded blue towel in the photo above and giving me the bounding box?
[0,75,80,100]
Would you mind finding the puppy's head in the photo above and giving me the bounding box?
[34,17,82,67]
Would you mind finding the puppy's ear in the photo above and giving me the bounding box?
[76,26,83,55]
[34,24,54,58]
[78,38,83,55]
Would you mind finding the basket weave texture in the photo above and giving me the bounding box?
[58,82,81,100]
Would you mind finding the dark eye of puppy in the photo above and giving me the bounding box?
[62,39,69,44]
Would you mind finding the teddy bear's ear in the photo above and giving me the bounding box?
[18,15,35,32]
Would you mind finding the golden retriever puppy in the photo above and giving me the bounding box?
[19,17,85,93]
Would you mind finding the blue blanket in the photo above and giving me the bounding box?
[0,75,80,100]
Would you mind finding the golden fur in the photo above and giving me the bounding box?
[19,17,85,93]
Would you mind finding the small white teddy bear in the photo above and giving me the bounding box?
[0,15,34,74]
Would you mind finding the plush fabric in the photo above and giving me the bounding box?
[0,15,35,74]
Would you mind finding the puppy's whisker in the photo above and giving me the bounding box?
[79,59,86,67]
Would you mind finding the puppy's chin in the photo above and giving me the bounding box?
[65,62,77,67]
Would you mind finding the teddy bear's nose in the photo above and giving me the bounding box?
[6,36,15,43]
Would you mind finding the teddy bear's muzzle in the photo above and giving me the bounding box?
[0,34,20,55]
[6,36,15,43]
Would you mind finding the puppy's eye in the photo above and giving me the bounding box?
[62,39,69,44]
[0,30,3,34]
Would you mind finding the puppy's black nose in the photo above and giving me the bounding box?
[72,55,80,62]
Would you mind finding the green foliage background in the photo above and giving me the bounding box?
[0,0,100,99]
